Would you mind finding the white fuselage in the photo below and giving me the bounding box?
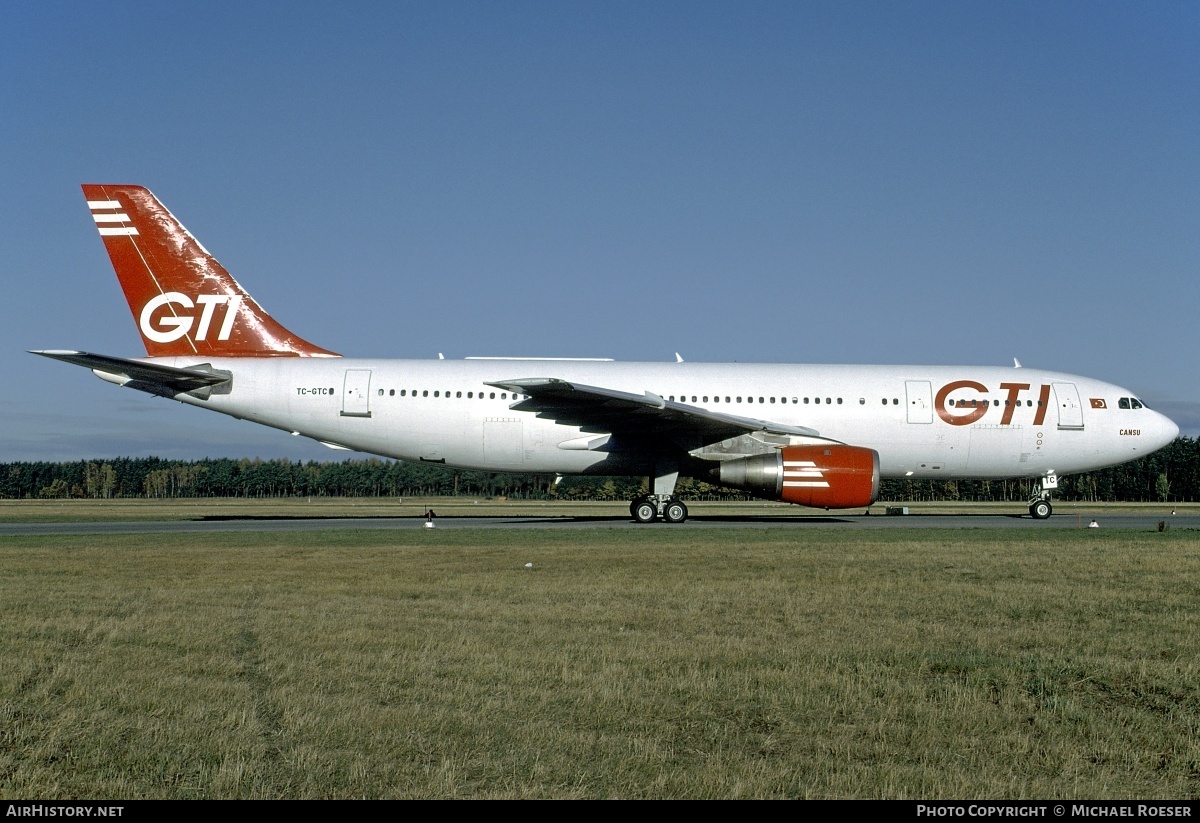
[143,357,1178,481]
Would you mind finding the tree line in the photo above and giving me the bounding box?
[4,436,1198,502]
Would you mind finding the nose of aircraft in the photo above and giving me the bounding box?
[1151,409,1180,450]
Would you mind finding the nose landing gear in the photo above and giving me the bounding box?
[1028,471,1058,519]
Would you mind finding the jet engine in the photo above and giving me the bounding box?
[709,444,880,509]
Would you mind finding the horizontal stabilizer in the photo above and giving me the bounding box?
[30,350,232,397]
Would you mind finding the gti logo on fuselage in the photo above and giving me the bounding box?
[936,380,1055,426]
[139,292,244,343]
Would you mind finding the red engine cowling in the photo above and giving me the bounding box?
[709,444,880,509]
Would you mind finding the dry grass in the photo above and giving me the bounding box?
[1,527,1198,798]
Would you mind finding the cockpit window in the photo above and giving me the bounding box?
[1131,398,1144,410]
[1119,397,1146,410]
[1119,398,1130,409]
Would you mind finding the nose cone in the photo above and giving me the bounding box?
[1150,409,1180,450]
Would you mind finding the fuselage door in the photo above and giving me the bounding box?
[905,381,933,424]
[341,369,372,418]
[1052,382,1084,430]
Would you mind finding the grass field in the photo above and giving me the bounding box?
[1,524,1198,798]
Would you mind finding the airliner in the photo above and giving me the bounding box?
[33,185,1179,522]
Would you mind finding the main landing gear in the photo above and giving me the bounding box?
[630,495,689,524]
[1027,471,1058,520]
[630,461,688,523]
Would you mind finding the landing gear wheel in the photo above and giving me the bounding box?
[633,500,659,523]
[1029,500,1052,520]
[662,499,688,524]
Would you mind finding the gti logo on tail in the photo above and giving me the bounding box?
[140,293,244,344]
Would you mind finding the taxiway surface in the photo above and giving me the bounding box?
[1,512,1193,536]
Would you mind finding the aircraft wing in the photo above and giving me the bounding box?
[486,377,821,452]
[30,350,232,397]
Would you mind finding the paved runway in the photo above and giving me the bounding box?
[1,512,1194,536]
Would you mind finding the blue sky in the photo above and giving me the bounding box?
[2,1,1197,461]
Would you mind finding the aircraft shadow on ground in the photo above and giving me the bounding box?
[197,513,862,524]
[195,510,1036,523]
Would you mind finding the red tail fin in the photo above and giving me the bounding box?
[82,184,339,358]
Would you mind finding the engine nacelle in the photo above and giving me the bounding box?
[709,444,880,509]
